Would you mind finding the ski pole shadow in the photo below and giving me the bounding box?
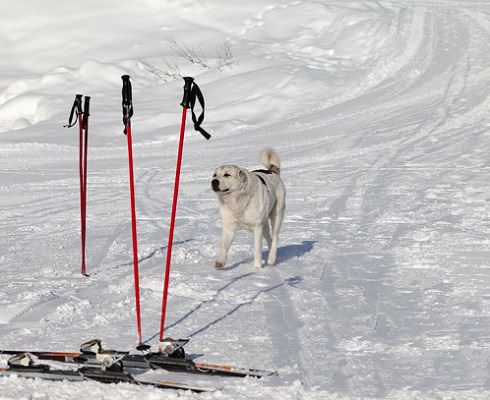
[91,239,194,278]
[220,258,250,271]
[117,239,194,268]
[144,272,255,343]
[189,277,301,339]
[221,240,317,270]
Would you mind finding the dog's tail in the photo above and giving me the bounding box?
[260,148,281,175]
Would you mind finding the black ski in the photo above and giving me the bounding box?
[0,353,215,392]
[0,339,276,378]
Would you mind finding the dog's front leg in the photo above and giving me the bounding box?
[215,223,235,269]
[252,225,264,268]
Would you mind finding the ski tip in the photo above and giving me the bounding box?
[194,362,277,378]
[139,378,218,393]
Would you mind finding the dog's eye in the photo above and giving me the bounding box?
[224,173,230,177]
[213,174,217,177]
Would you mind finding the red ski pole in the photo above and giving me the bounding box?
[122,75,143,345]
[159,77,194,342]
[81,96,90,277]
[64,94,89,277]
[78,102,86,276]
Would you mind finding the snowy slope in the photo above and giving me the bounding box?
[1,0,490,398]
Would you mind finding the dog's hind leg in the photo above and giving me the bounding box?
[252,225,264,268]
[267,201,285,266]
[215,223,235,269]
[263,221,272,250]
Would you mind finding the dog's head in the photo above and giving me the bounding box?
[211,165,246,195]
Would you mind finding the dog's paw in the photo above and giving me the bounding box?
[253,261,264,269]
[215,261,225,269]
[267,257,276,266]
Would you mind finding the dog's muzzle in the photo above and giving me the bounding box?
[211,179,220,192]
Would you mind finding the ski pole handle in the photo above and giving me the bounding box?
[82,96,91,129]
[122,75,132,108]
[75,94,83,115]
[180,77,194,109]
[64,94,83,128]
[121,75,134,132]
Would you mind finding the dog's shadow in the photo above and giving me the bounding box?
[276,240,317,263]
[222,240,317,270]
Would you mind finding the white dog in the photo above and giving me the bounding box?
[212,148,286,269]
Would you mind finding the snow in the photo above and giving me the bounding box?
[1,0,490,398]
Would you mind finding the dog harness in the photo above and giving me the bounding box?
[252,169,276,186]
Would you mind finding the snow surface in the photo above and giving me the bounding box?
[1,0,490,398]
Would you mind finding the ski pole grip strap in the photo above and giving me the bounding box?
[64,94,83,128]
[121,75,134,134]
[188,81,211,140]
[180,77,194,109]
[82,96,91,129]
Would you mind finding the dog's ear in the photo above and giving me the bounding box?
[239,169,247,190]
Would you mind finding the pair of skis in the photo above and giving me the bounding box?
[0,353,212,392]
[64,94,91,276]
[0,339,275,392]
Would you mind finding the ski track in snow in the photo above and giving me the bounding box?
[0,0,490,399]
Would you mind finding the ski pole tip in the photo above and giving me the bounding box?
[136,344,151,352]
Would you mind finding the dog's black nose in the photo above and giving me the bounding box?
[211,179,219,190]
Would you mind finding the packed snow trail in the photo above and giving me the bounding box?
[0,0,490,399]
